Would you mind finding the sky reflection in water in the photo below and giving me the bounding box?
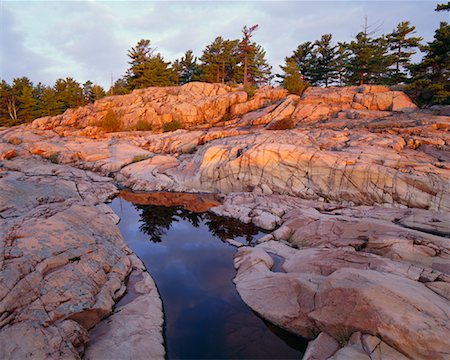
[111,196,307,359]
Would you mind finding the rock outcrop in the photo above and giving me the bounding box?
[224,193,450,359]
[1,83,449,359]
[0,157,164,359]
[31,82,248,134]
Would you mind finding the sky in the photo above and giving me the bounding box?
[1,1,448,89]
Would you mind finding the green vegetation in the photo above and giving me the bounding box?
[47,152,60,164]
[278,11,449,105]
[99,110,122,132]
[0,77,106,127]
[243,83,257,99]
[279,59,309,95]
[133,119,153,131]
[163,120,182,132]
[266,117,295,130]
[1,4,448,127]
[68,256,81,263]
[132,154,151,163]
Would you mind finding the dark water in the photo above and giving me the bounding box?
[111,195,307,359]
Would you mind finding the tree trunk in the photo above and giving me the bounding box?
[243,56,248,86]
[222,61,225,84]
[7,97,17,120]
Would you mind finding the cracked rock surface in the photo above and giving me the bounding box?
[0,157,164,359]
[0,84,449,359]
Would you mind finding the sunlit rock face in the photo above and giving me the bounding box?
[1,83,449,359]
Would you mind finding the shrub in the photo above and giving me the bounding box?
[243,83,257,99]
[47,152,60,164]
[100,109,121,132]
[283,74,309,96]
[131,154,151,163]
[266,117,295,130]
[162,120,182,132]
[134,119,153,131]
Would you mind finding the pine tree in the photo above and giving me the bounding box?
[141,54,176,87]
[53,77,84,112]
[436,2,450,11]
[16,85,38,122]
[83,80,94,103]
[38,86,62,117]
[109,78,130,95]
[127,39,155,89]
[278,58,309,95]
[199,37,226,83]
[312,34,338,87]
[387,21,423,83]
[407,22,450,105]
[246,43,273,85]
[91,85,106,101]
[172,59,183,85]
[285,42,315,83]
[126,39,176,89]
[239,24,259,86]
[0,81,15,125]
[199,37,240,83]
[336,42,351,86]
[346,32,394,85]
[180,50,201,84]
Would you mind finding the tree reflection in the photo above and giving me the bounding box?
[136,204,262,244]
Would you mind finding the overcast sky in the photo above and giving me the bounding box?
[1,1,447,89]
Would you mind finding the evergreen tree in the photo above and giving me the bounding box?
[387,21,423,83]
[16,85,38,122]
[126,39,176,88]
[199,37,241,83]
[91,85,106,101]
[284,42,316,83]
[171,59,183,85]
[83,80,94,103]
[278,58,309,95]
[109,78,130,95]
[38,86,62,117]
[53,77,84,112]
[436,2,450,11]
[336,42,351,86]
[346,32,394,85]
[127,39,155,89]
[199,37,226,83]
[312,34,338,86]
[246,43,273,85]
[0,80,15,125]
[407,22,450,105]
[239,24,259,86]
[180,50,201,84]
[141,54,176,87]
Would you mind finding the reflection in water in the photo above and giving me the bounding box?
[138,204,259,245]
[111,194,307,359]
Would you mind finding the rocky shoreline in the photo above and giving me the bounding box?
[0,82,449,359]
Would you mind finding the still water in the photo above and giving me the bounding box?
[111,193,307,359]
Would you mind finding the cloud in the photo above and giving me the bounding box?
[1,1,447,88]
[0,6,52,84]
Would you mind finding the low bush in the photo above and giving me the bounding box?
[283,74,309,96]
[99,109,121,132]
[266,117,295,130]
[131,154,151,163]
[134,119,153,131]
[47,152,60,164]
[162,120,182,132]
[243,83,257,99]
